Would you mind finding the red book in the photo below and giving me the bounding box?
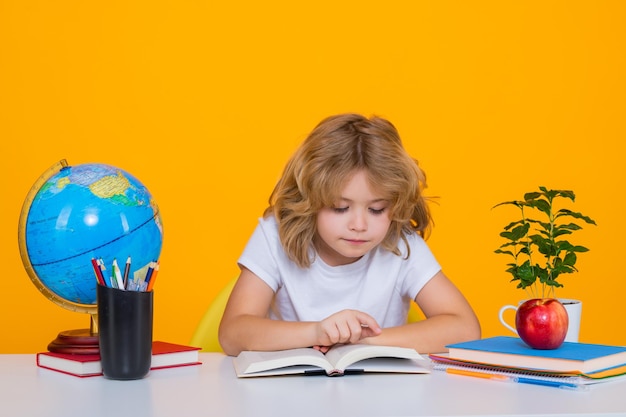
[36,341,202,378]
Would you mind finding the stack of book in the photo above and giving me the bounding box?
[430,336,626,389]
[37,341,202,378]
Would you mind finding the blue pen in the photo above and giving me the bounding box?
[142,261,155,291]
[514,376,588,391]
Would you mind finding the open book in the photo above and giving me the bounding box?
[233,344,430,377]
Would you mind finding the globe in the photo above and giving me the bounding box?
[18,160,163,352]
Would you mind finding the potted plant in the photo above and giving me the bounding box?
[493,187,596,349]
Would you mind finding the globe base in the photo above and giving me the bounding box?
[47,329,100,355]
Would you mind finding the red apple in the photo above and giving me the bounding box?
[515,298,569,349]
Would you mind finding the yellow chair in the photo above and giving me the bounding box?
[190,277,237,352]
[190,277,423,352]
[407,303,422,324]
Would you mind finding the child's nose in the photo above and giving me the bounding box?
[349,211,367,232]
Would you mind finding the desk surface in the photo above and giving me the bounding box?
[2,353,626,417]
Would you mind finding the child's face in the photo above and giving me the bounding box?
[315,170,392,267]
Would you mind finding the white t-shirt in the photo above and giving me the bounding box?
[238,216,441,327]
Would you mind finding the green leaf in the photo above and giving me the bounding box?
[570,245,589,253]
[557,189,576,201]
[523,191,543,201]
[557,209,597,225]
[557,208,593,221]
[492,200,524,209]
[534,220,551,231]
[536,266,550,282]
[494,249,515,257]
[502,220,525,231]
[563,252,577,266]
[499,224,529,241]
[530,235,557,256]
[555,223,583,232]
[515,261,537,289]
[496,242,520,251]
[552,229,573,238]
[528,199,551,215]
[551,189,576,202]
[505,265,518,276]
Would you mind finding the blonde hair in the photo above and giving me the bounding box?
[265,113,432,268]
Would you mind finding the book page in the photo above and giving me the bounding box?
[234,348,332,375]
[325,344,424,371]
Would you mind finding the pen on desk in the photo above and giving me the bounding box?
[515,376,588,391]
[123,256,131,289]
[445,367,510,382]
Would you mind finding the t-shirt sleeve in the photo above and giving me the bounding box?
[237,217,282,292]
[402,233,442,301]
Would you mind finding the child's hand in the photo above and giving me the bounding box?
[314,309,382,351]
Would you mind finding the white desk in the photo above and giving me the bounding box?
[2,353,626,417]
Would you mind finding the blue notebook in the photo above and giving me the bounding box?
[445,336,626,373]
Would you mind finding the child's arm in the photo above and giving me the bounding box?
[360,270,481,353]
[218,267,381,356]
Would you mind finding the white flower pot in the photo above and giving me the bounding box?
[498,298,582,343]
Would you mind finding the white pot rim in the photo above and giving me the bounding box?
[556,298,581,305]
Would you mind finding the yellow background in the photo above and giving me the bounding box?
[1,1,625,353]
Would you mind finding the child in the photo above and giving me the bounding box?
[219,113,480,356]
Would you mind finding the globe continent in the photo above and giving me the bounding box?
[21,162,163,308]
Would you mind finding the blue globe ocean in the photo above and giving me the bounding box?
[20,162,163,307]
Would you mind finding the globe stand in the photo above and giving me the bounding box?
[47,314,100,355]
[48,330,99,355]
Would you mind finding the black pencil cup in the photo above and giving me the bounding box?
[97,284,153,380]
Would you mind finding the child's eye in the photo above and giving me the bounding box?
[369,207,387,215]
[332,207,349,213]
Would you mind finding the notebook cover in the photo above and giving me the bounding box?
[447,336,626,361]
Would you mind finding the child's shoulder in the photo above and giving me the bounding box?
[258,214,278,229]
[253,215,280,241]
[398,230,427,251]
